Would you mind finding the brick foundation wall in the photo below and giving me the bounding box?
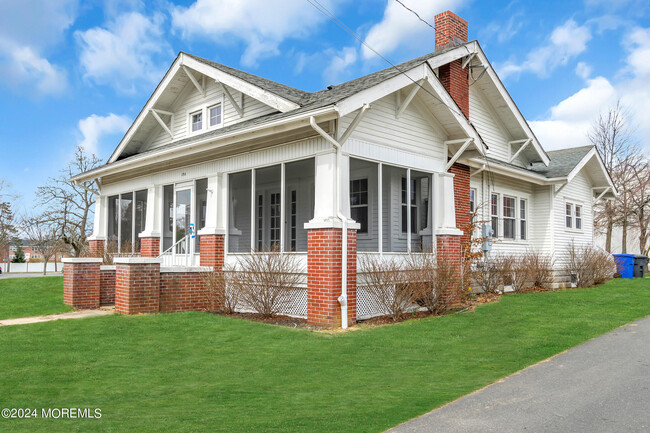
[307,228,357,327]
[140,237,160,258]
[115,262,160,314]
[199,235,225,269]
[159,272,208,312]
[99,267,116,306]
[63,260,101,309]
[88,240,105,257]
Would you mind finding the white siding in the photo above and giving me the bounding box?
[552,171,594,267]
[469,86,513,163]
[530,185,554,256]
[144,78,277,151]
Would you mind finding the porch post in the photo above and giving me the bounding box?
[139,186,162,258]
[198,174,226,270]
[305,152,359,327]
[63,257,102,309]
[87,196,106,256]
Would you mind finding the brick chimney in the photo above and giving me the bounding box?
[434,11,469,118]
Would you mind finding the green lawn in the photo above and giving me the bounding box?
[0,278,648,432]
[0,277,72,320]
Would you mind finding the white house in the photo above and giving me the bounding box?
[66,11,616,327]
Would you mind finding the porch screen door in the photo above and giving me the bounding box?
[174,188,192,254]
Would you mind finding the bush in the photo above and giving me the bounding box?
[229,247,304,318]
[406,253,456,314]
[359,255,418,322]
[522,251,554,290]
[201,267,240,314]
[566,242,616,287]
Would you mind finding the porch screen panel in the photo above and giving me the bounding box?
[107,195,119,252]
[119,192,133,253]
[411,170,431,252]
[350,158,378,252]
[284,158,314,252]
[195,178,208,253]
[162,185,174,251]
[382,165,408,253]
[255,165,281,251]
[134,189,147,253]
[228,171,251,253]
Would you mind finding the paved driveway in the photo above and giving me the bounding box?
[389,316,650,433]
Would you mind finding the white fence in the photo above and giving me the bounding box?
[1,262,63,273]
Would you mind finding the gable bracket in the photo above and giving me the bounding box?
[182,65,205,97]
[218,81,243,118]
[339,104,370,145]
[396,79,425,119]
[554,182,568,196]
[593,187,611,204]
[445,138,474,171]
[462,53,476,69]
[508,139,532,163]
[149,109,173,139]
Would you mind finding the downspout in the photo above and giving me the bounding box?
[309,116,349,329]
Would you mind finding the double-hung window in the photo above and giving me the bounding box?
[575,205,582,230]
[491,193,499,237]
[566,203,573,229]
[190,111,202,132]
[401,177,417,234]
[520,199,527,240]
[209,104,222,128]
[350,178,369,234]
[503,196,516,239]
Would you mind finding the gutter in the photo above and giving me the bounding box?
[70,105,338,183]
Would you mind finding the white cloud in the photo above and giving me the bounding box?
[0,0,76,96]
[530,26,650,151]
[575,61,592,79]
[323,46,357,84]
[171,0,340,67]
[362,0,466,60]
[499,19,592,79]
[76,12,171,93]
[78,113,131,156]
[480,13,524,44]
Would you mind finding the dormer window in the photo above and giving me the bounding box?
[209,104,222,128]
[191,111,202,132]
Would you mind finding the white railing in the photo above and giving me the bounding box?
[158,235,194,267]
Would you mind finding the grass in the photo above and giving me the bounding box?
[0,277,72,320]
[0,278,648,432]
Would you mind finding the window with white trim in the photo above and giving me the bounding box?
[491,193,499,237]
[520,199,527,240]
[401,177,417,234]
[350,178,368,234]
[469,188,476,222]
[566,203,573,228]
[503,196,516,239]
[190,111,202,132]
[208,104,222,127]
[575,205,582,230]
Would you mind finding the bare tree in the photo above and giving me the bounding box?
[588,101,638,252]
[627,160,650,255]
[36,147,101,257]
[20,213,60,275]
[0,181,18,272]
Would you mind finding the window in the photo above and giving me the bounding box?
[191,111,202,132]
[350,178,369,234]
[270,192,281,248]
[107,190,148,253]
[503,196,516,239]
[290,190,297,251]
[575,205,582,230]
[520,199,527,240]
[491,193,499,237]
[257,195,264,250]
[401,177,417,234]
[566,203,573,228]
[209,104,222,127]
[469,189,475,214]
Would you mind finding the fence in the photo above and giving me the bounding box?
[1,262,63,273]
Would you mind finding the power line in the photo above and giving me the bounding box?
[393,0,453,45]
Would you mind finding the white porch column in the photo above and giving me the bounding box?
[197,174,226,236]
[436,172,463,235]
[139,186,162,238]
[88,195,106,241]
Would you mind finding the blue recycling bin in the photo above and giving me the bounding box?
[612,254,635,279]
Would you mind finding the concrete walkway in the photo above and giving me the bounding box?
[0,307,114,327]
[389,316,650,433]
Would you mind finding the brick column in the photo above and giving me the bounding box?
[62,258,102,309]
[140,237,160,258]
[307,228,357,327]
[199,234,225,269]
[436,235,462,306]
[114,258,161,314]
[450,163,471,247]
[88,240,105,257]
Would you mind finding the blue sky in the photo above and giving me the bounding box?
[1,0,649,210]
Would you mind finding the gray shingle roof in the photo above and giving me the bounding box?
[530,145,593,178]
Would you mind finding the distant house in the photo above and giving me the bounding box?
[68,11,616,327]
